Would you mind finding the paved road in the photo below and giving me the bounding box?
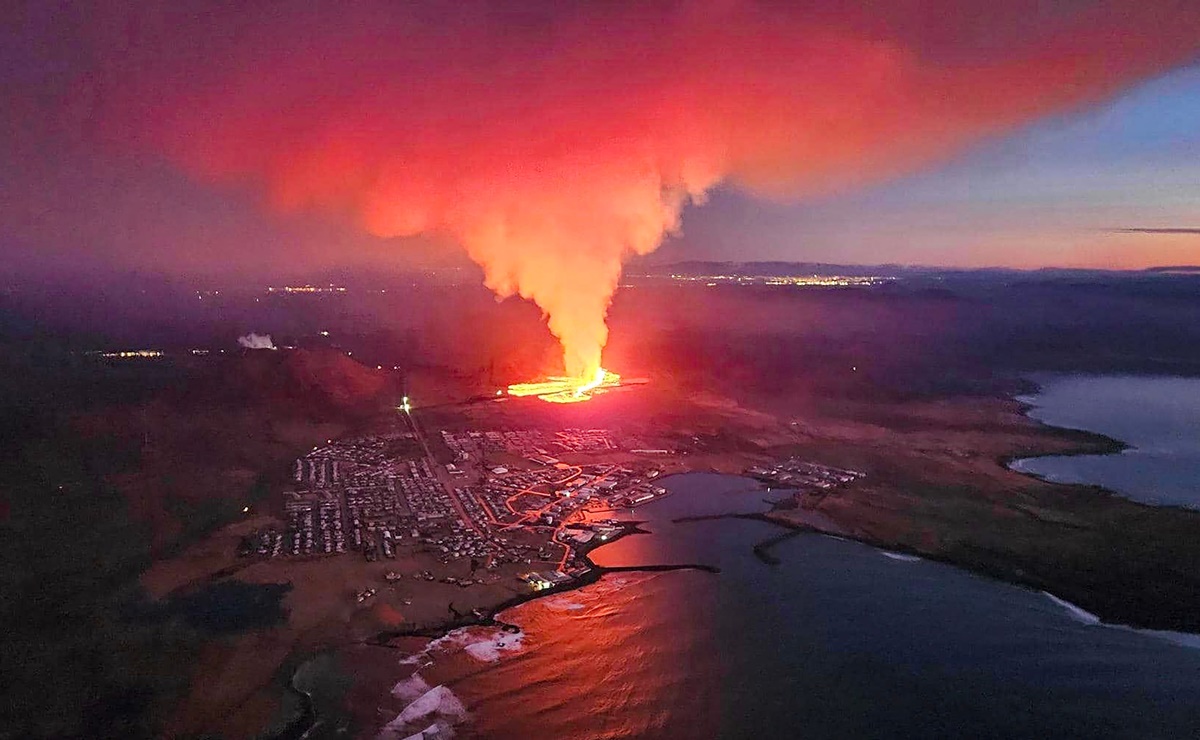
[401,407,486,537]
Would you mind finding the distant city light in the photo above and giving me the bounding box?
[268,284,348,294]
[95,349,164,359]
[665,273,893,287]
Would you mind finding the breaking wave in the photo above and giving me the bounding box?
[880,551,923,563]
[1042,592,1101,625]
[391,673,432,704]
[378,684,468,740]
[1043,591,1200,649]
[381,622,532,738]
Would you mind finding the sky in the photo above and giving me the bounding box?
[664,62,1200,269]
[2,0,1199,283]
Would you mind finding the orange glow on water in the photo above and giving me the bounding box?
[508,368,621,404]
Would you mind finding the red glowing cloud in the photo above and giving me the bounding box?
[86,1,1200,376]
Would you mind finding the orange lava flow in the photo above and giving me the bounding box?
[507,368,621,404]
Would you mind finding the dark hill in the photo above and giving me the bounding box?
[194,348,395,416]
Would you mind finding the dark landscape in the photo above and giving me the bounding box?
[3,268,1200,737]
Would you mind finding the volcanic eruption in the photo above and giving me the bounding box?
[80,1,1200,399]
[507,368,623,404]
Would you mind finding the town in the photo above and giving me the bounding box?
[746,458,865,490]
[238,424,672,598]
[236,409,872,607]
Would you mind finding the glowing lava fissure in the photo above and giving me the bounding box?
[507,368,621,404]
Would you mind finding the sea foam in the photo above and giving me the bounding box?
[401,625,527,667]
[398,722,443,740]
[542,595,587,612]
[1043,591,1200,649]
[1042,592,1101,625]
[391,673,432,704]
[378,685,468,740]
[461,628,525,662]
[880,551,922,563]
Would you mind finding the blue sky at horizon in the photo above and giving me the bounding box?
[660,63,1200,269]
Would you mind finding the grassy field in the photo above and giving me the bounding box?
[762,395,1200,631]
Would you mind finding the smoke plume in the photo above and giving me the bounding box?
[88,1,1200,377]
[237,333,277,351]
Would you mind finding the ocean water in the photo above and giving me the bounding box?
[381,474,1200,739]
[1012,375,1200,508]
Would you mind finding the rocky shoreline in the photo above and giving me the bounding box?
[268,520,722,739]
[270,391,1200,739]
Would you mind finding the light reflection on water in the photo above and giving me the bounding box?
[388,473,1200,739]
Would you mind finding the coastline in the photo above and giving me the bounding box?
[363,520,719,645]
[1000,377,1128,476]
[311,409,1193,736]
[1005,375,1200,512]
[672,504,1200,653]
[279,433,1200,738]
[241,384,1200,738]
[363,474,1200,740]
[754,386,1200,634]
[269,519,721,739]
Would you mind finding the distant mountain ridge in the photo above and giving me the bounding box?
[1142,265,1200,274]
[633,261,1200,279]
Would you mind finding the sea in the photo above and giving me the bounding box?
[1011,375,1200,508]
[377,468,1200,739]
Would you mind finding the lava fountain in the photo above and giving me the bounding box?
[507,368,622,404]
